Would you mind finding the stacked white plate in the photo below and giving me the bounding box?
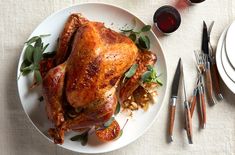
[216,21,235,94]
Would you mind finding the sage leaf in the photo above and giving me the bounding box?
[34,70,42,83]
[34,38,42,48]
[141,71,152,82]
[19,34,51,88]
[147,65,154,71]
[141,65,163,86]
[81,133,88,146]
[129,33,137,42]
[155,78,163,86]
[120,24,151,51]
[120,29,133,33]
[21,64,33,72]
[22,65,34,76]
[114,102,121,115]
[21,63,34,76]
[39,34,51,38]
[125,64,138,78]
[24,45,34,62]
[33,63,40,70]
[20,59,31,72]
[42,43,49,53]
[146,35,150,47]
[22,69,32,76]
[33,47,43,64]
[123,64,138,83]
[70,135,83,141]
[138,35,150,50]
[70,131,89,146]
[41,43,44,50]
[141,25,151,32]
[25,36,40,45]
[104,117,114,128]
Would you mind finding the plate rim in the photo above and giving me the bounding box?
[225,21,235,70]
[216,26,235,94]
[221,39,235,83]
[16,2,168,153]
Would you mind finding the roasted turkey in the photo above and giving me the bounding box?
[40,13,157,144]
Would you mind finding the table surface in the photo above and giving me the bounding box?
[1,0,235,155]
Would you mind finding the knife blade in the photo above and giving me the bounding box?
[168,58,181,142]
[202,21,209,55]
[171,58,182,97]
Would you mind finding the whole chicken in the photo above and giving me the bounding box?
[40,13,156,144]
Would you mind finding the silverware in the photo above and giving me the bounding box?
[168,58,181,142]
[198,74,206,128]
[190,81,198,117]
[181,61,193,144]
[194,51,206,128]
[208,21,224,100]
[202,21,216,105]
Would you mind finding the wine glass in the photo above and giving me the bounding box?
[153,5,181,34]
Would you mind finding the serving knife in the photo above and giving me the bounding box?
[168,58,181,142]
[202,21,216,105]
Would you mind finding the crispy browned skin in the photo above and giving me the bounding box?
[119,51,157,103]
[42,14,138,144]
[43,63,66,127]
[39,58,55,78]
[55,14,87,65]
[66,21,138,107]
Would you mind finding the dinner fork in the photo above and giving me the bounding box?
[194,50,206,74]
[194,50,207,128]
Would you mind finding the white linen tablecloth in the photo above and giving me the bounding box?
[0,0,234,154]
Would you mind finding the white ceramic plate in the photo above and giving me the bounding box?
[216,27,235,94]
[221,40,235,82]
[17,3,167,154]
[225,21,235,69]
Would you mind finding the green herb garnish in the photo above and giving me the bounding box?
[138,35,150,50]
[70,131,89,146]
[125,64,138,78]
[19,34,51,87]
[25,34,50,45]
[24,45,34,62]
[104,117,115,128]
[128,33,137,42]
[114,102,121,115]
[141,25,151,32]
[122,64,138,83]
[120,29,133,33]
[141,65,163,86]
[121,25,151,50]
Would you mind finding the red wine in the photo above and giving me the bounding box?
[189,0,205,3]
[153,6,181,33]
